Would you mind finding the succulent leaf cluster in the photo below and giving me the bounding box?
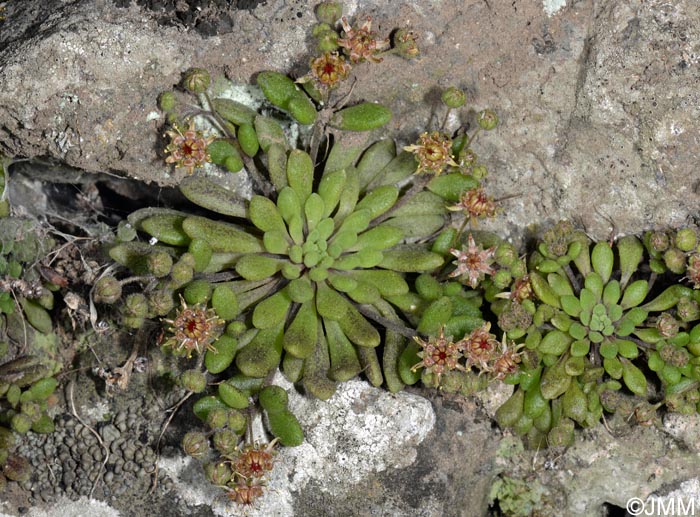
[493,224,700,447]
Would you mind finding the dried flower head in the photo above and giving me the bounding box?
[404,131,458,175]
[448,187,498,222]
[448,233,496,288]
[411,327,465,383]
[309,51,351,89]
[232,442,276,479]
[225,477,265,506]
[687,253,700,289]
[162,298,224,357]
[510,275,533,302]
[458,322,499,371]
[164,119,215,175]
[491,335,524,380]
[337,16,390,64]
[393,28,420,58]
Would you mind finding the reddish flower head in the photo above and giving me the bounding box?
[411,327,465,383]
[162,298,224,357]
[309,52,351,89]
[337,16,390,64]
[449,233,496,288]
[457,322,499,371]
[448,187,498,222]
[164,119,215,175]
[404,131,458,176]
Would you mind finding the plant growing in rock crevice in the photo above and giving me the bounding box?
[492,223,700,448]
[95,3,504,506]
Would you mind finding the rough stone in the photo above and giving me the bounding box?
[1,0,698,245]
[159,374,438,516]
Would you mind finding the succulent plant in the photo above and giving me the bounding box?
[493,225,700,447]
[100,4,501,506]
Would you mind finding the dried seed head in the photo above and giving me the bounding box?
[164,120,216,175]
[411,327,465,384]
[309,52,351,89]
[337,16,389,64]
[183,67,211,94]
[457,322,499,371]
[233,442,276,479]
[404,131,458,176]
[448,187,498,221]
[448,233,496,288]
[162,298,224,357]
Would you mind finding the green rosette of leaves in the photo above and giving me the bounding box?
[495,231,696,448]
[113,135,451,398]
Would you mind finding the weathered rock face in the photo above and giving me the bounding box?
[1,0,699,242]
[1,0,700,515]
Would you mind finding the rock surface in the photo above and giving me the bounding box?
[1,0,699,243]
[1,0,700,516]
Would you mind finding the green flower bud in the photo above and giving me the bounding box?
[122,316,144,329]
[649,231,670,253]
[183,68,211,94]
[458,148,478,168]
[471,164,488,179]
[317,29,339,52]
[20,400,41,421]
[158,91,177,112]
[124,293,148,318]
[180,369,207,393]
[510,259,528,279]
[656,313,679,338]
[213,429,239,456]
[226,321,247,338]
[0,426,16,449]
[204,461,232,486]
[146,252,173,278]
[477,109,499,130]
[312,22,333,37]
[227,409,247,433]
[675,228,698,252]
[206,408,229,430]
[441,87,466,109]
[116,221,137,242]
[677,296,700,322]
[315,1,342,24]
[148,289,175,317]
[393,29,420,59]
[169,256,195,288]
[94,276,122,304]
[495,243,518,268]
[547,418,575,447]
[663,247,687,274]
[182,431,210,459]
[492,269,512,290]
[11,413,32,434]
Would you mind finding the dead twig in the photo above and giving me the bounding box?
[149,391,193,494]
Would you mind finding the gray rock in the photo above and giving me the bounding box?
[1,0,698,244]
[158,374,437,516]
